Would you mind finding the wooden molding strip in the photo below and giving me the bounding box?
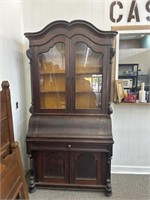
[111,25,150,31]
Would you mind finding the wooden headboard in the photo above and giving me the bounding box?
[0,81,29,199]
[0,81,14,158]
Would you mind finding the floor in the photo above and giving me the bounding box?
[28,174,150,200]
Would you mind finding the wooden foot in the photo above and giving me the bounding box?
[105,179,112,197]
[29,176,36,193]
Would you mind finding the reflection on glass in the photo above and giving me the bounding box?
[75,43,103,109]
[39,43,66,109]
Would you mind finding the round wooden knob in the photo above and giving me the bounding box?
[1,81,10,89]
[68,144,71,149]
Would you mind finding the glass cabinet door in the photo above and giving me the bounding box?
[75,42,103,110]
[38,43,66,109]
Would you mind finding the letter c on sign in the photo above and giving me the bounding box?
[110,1,123,23]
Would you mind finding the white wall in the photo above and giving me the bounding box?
[22,1,110,32]
[1,0,150,173]
[0,1,28,170]
[112,103,150,174]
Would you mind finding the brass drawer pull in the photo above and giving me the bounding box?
[68,144,71,149]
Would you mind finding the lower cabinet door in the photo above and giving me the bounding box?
[35,151,69,184]
[70,151,107,186]
[33,150,107,187]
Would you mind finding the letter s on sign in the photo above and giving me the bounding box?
[146,0,150,22]
[110,1,123,23]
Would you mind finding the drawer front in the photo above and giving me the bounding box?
[27,140,112,153]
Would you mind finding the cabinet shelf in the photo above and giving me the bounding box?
[119,63,139,92]
[76,73,102,76]
[40,71,65,75]
[119,75,137,78]
[76,90,95,93]
[115,102,150,105]
[76,69,102,74]
[40,90,65,93]
[40,90,97,94]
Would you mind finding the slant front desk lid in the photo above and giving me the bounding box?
[27,115,112,140]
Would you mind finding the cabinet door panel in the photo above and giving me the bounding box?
[39,43,66,109]
[33,35,70,113]
[75,152,97,178]
[71,152,107,185]
[35,151,69,184]
[74,42,103,110]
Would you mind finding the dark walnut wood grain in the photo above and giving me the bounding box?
[25,20,117,196]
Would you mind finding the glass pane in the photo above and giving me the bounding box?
[39,43,66,109]
[75,43,103,109]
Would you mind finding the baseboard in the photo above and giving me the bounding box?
[112,165,150,175]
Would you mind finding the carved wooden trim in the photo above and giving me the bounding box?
[29,105,34,115]
[110,39,117,102]
[108,102,113,115]
[29,154,36,193]
[26,49,31,58]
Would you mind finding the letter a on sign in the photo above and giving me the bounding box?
[127,0,140,22]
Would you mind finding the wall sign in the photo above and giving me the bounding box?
[110,0,150,23]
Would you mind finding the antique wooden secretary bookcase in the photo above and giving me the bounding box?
[25,20,117,196]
